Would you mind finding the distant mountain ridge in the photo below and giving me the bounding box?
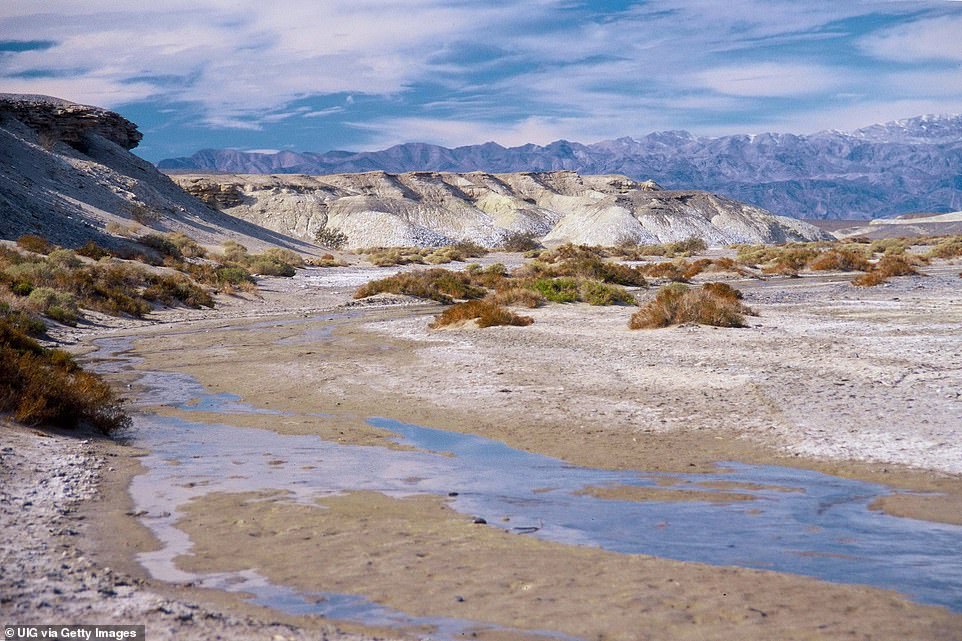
[158,114,962,220]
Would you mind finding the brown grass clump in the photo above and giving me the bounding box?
[629,283,753,329]
[0,316,129,433]
[360,243,488,267]
[16,234,53,255]
[499,232,542,253]
[639,260,690,282]
[807,249,871,272]
[851,271,888,287]
[306,254,348,267]
[926,236,962,259]
[429,298,533,329]
[852,254,920,287]
[354,269,487,304]
[490,287,545,308]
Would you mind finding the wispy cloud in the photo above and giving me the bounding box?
[2,0,959,158]
[860,14,962,62]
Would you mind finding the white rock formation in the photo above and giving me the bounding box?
[173,170,831,248]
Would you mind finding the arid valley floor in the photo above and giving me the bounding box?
[3,251,962,641]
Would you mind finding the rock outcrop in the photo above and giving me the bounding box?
[172,170,831,248]
[0,94,311,251]
[0,94,142,151]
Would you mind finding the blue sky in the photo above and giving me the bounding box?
[1,1,961,162]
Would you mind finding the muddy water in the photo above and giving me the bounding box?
[88,332,962,636]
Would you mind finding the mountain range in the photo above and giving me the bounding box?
[158,114,962,220]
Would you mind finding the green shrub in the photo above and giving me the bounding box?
[530,277,580,303]
[0,302,45,336]
[46,248,82,270]
[578,280,636,306]
[248,258,295,277]
[27,287,79,325]
[143,274,214,308]
[215,266,255,286]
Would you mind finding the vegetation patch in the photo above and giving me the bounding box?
[629,282,753,329]
[354,269,487,304]
[0,313,129,433]
[16,234,54,255]
[499,232,542,253]
[359,242,488,267]
[429,298,534,329]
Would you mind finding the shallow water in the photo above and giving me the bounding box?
[87,331,962,636]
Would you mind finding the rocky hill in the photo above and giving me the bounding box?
[0,94,311,251]
[172,171,830,248]
[160,114,962,220]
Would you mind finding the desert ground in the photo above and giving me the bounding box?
[3,251,962,640]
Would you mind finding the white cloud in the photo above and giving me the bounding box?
[694,63,845,97]
[860,14,962,61]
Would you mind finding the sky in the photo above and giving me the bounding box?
[1,1,961,162]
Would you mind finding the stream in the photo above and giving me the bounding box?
[87,326,962,638]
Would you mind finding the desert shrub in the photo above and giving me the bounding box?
[220,240,250,263]
[214,266,255,286]
[0,318,129,433]
[16,234,53,255]
[130,204,161,226]
[926,236,962,259]
[354,269,487,304]
[639,260,690,282]
[315,227,348,250]
[875,254,919,277]
[0,302,45,337]
[851,255,920,287]
[76,241,111,260]
[138,233,182,259]
[46,248,82,270]
[852,271,888,287]
[167,232,207,258]
[143,273,214,308]
[4,262,54,288]
[491,287,545,308]
[665,237,708,257]
[306,254,348,267]
[429,298,533,329]
[468,263,512,290]
[248,258,295,277]
[359,247,428,267]
[530,277,580,303]
[261,247,305,268]
[807,249,871,272]
[27,287,79,325]
[629,283,753,329]
[578,280,636,306]
[869,238,912,255]
[537,243,607,264]
[500,232,542,253]
[701,282,744,300]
